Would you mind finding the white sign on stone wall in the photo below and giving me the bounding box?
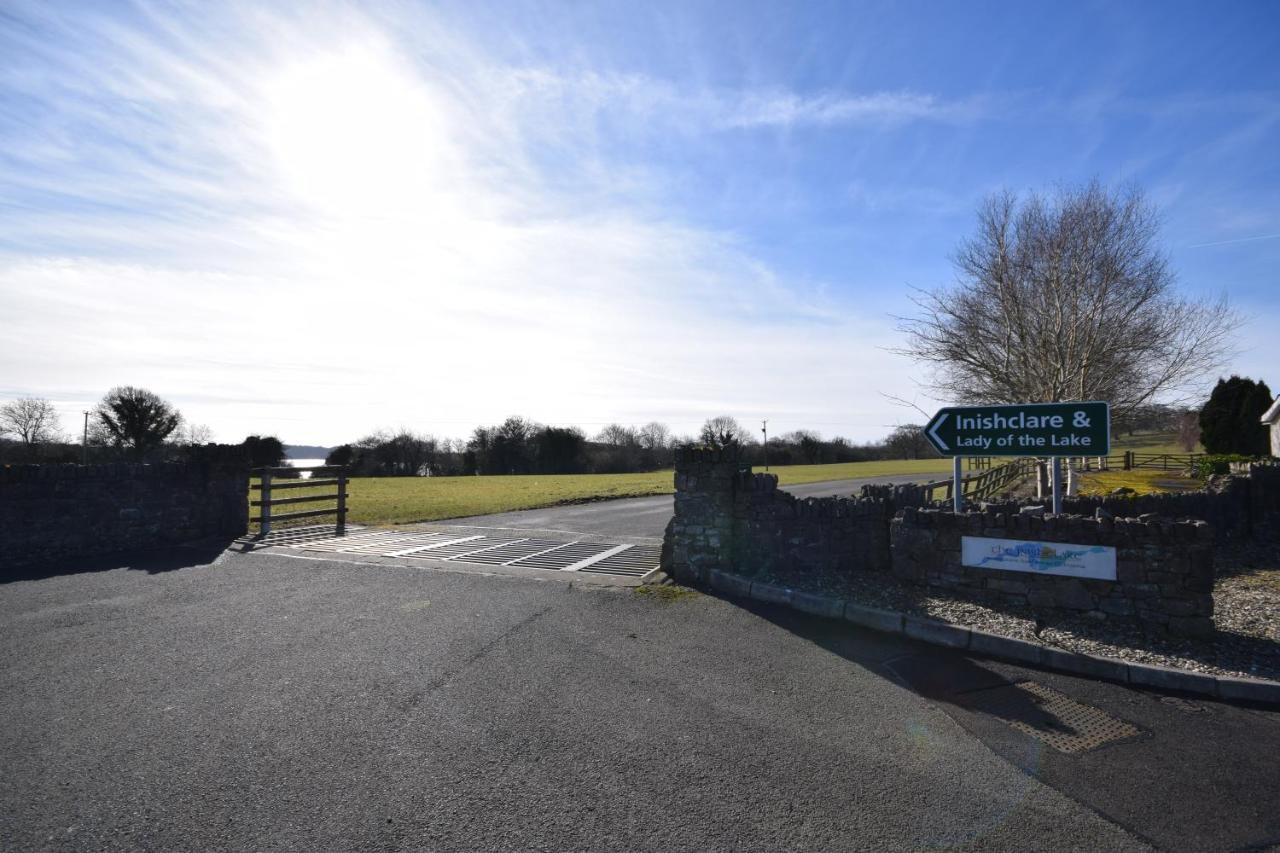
[961,536,1117,581]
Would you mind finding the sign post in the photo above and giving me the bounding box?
[1052,456,1063,515]
[923,401,1110,513]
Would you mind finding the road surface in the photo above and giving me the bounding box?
[444,474,932,539]
[3,545,1278,851]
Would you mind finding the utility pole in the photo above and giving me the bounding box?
[82,411,89,465]
[761,419,769,472]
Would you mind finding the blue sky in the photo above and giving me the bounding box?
[1,1,1277,445]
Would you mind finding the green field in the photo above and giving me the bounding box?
[321,471,673,527]
[255,458,958,528]
[1111,429,1203,455]
[257,432,1193,527]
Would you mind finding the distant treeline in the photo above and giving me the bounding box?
[2,390,1203,477]
[321,416,944,477]
[322,404,1203,478]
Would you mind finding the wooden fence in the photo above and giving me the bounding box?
[251,465,348,535]
[918,450,1205,507]
[922,457,1039,504]
[1073,452,1202,471]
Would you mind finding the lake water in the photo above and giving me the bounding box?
[285,458,327,479]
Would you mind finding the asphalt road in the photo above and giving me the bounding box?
[4,545,1278,851]
[444,475,933,540]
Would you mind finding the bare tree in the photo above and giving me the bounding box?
[168,419,214,446]
[0,397,62,445]
[883,424,937,460]
[595,424,638,447]
[1176,409,1201,452]
[699,415,753,448]
[636,422,672,451]
[898,182,1240,418]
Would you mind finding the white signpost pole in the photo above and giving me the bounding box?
[953,456,963,512]
[1051,456,1063,514]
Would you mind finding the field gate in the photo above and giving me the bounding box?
[252,465,349,535]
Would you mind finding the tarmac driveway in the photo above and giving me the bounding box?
[2,546,1277,851]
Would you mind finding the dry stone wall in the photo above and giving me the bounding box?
[665,447,922,584]
[1009,461,1280,543]
[661,447,1271,639]
[0,444,249,572]
[889,508,1215,637]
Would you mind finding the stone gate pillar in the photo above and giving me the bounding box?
[662,447,747,583]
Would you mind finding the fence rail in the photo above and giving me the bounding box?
[1124,452,1201,470]
[1070,451,1203,471]
[919,450,1205,507]
[921,457,1039,504]
[251,465,348,535]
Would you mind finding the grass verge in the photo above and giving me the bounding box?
[1076,468,1201,496]
[634,585,700,603]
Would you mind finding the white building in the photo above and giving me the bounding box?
[1263,396,1280,457]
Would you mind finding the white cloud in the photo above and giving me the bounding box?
[0,3,925,444]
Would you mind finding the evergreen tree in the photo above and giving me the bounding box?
[96,386,181,458]
[243,435,286,468]
[1199,376,1272,455]
[325,445,354,467]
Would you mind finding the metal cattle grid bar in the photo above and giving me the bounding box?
[398,536,523,560]
[577,545,662,577]
[307,532,455,555]
[453,539,573,565]
[385,535,486,557]
[280,530,662,575]
[507,541,619,571]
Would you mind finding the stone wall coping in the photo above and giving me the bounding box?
[894,505,1211,531]
[673,446,745,466]
[1,445,249,485]
[701,568,1280,708]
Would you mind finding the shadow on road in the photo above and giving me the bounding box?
[727,594,1070,734]
[0,539,230,585]
[708,589,1280,853]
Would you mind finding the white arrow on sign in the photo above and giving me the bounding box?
[927,413,949,451]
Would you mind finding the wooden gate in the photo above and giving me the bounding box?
[251,466,348,535]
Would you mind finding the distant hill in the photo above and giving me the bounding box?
[284,444,335,459]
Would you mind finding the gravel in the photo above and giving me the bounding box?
[755,541,1280,683]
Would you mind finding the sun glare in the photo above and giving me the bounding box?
[262,45,452,219]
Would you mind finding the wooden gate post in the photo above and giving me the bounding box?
[260,470,273,535]
[336,467,347,535]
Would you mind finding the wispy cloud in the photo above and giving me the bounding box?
[0,3,923,442]
[489,67,982,135]
[1186,232,1280,249]
[723,90,980,129]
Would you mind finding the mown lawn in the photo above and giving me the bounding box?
[1076,468,1201,496]
[256,431,1196,527]
[764,457,954,484]
[339,471,674,525]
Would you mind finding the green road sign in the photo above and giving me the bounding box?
[924,401,1110,457]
